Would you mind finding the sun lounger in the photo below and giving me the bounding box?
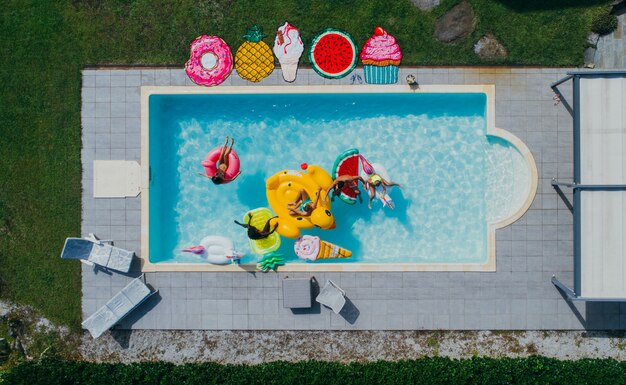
[61,234,134,273]
[315,280,346,314]
[82,274,157,338]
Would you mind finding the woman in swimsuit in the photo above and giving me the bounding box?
[198,136,240,184]
[365,173,400,209]
[324,175,365,203]
[234,213,278,240]
[287,187,322,217]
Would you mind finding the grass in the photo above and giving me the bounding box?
[0,0,615,332]
[0,1,83,330]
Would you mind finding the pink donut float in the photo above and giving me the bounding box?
[185,35,233,86]
[201,147,241,183]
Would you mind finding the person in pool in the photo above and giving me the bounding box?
[287,187,322,217]
[198,136,240,184]
[365,173,401,209]
[323,175,365,203]
[233,213,278,240]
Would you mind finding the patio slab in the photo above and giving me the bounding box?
[80,66,617,331]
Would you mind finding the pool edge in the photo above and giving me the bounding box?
[139,84,532,273]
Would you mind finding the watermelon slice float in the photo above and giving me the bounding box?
[331,148,361,205]
[309,28,358,79]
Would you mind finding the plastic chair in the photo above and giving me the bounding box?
[315,280,346,314]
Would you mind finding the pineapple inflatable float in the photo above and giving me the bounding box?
[235,25,275,82]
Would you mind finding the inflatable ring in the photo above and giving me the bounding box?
[185,35,233,86]
[266,165,336,238]
[201,146,240,183]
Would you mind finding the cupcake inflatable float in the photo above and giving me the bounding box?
[273,22,304,82]
[185,35,233,86]
[360,27,402,84]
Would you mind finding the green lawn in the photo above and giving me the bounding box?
[0,0,614,331]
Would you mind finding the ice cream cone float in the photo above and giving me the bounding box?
[273,22,304,83]
[279,59,299,82]
[316,239,352,259]
[294,235,352,261]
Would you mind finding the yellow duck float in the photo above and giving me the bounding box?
[266,165,336,238]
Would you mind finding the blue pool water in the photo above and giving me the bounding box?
[149,93,528,264]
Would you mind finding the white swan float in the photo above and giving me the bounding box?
[182,235,243,265]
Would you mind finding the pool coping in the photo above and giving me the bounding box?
[139,84,538,272]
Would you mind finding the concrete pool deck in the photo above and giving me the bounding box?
[81,67,625,331]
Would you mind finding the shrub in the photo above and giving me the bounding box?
[591,12,618,36]
[4,357,626,385]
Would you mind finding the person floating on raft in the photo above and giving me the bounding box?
[360,154,401,210]
[324,175,365,204]
[198,136,241,184]
[365,173,400,209]
[237,208,281,255]
[234,212,278,240]
[265,166,336,238]
[287,187,323,217]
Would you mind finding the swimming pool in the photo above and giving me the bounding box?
[141,85,537,272]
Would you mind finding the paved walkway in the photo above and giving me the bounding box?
[594,6,626,68]
[81,67,623,332]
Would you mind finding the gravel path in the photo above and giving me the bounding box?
[80,330,626,364]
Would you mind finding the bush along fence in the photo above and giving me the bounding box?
[3,356,626,385]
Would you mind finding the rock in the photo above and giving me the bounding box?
[411,0,440,11]
[0,300,14,318]
[587,32,600,47]
[474,33,508,60]
[434,1,476,43]
[584,47,597,68]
